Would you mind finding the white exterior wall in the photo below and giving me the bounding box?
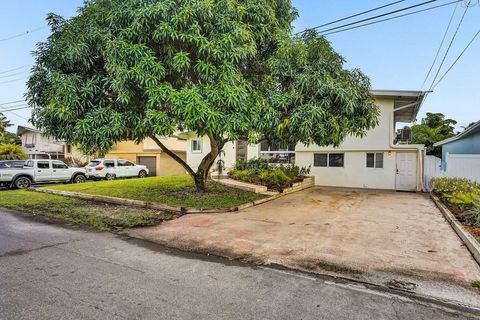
[296,151,397,189]
[21,131,64,157]
[186,135,259,172]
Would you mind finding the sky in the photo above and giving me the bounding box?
[0,0,479,133]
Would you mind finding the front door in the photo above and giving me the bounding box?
[236,140,248,162]
[395,153,417,191]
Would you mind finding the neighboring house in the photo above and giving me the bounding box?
[183,90,427,192]
[17,126,65,160]
[430,120,480,182]
[105,137,187,177]
[433,120,480,162]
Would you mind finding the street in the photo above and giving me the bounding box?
[0,208,477,320]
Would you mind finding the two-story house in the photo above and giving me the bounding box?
[17,126,66,160]
[182,90,427,192]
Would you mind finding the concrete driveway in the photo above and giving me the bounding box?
[126,187,480,305]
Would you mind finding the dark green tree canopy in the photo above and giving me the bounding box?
[27,0,378,191]
[410,112,458,157]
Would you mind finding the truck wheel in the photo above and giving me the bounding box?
[73,174,87,184]
[105,173,116,181]
[138,170,147,178]
[14,177,32,189]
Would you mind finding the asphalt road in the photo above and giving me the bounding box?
[0,208,478,320]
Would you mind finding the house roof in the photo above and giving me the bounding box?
[371,90,428,123]
[433,120,480,147]
[16,125,42,136]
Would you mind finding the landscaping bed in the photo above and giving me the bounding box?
[228,158,310,192]
[0,190,176,231]
[432,177,480,242]
[42,175,265,209]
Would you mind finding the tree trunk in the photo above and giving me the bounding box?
[149,134,223,193]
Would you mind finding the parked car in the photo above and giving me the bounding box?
[0,160,26,169]
[86,159,149,180]
[0,159,87,189]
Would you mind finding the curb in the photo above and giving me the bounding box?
[29,177,315,214]
[431,194,480,266]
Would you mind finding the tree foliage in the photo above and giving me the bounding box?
[0,113,20,145]
[410,112,457,157]
[0,144,27,160]
[27,0,378,192]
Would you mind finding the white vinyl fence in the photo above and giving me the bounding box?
[423,153,480,191]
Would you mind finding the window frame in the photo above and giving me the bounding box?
[37,161,50,169]
[313,153,344,168]
[191,139,202,153]
[366,152,384,169]
[52,161,68,169]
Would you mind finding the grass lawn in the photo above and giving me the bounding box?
[43,175,265,208]
[0,190,177,231]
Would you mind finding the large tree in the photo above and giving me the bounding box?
[27,0,378,192]
[410,112,457,157]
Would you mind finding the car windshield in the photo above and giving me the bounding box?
[87,160,102,167]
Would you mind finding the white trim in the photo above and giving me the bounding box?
[191,139,202,153]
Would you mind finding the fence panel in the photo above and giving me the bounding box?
[423,155,442,191]
[445,153,480,182]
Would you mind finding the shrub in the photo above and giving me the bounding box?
[464,200,480,227]
[259,168,291,190]
[234,158,270,171]
[0,144,28,160]
[278,164,311,180]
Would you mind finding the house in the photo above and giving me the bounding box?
[104,137,187,176]
[433,120,480,162]
[17,126,65,160]
[183,90,427,192]
[431,120,480,182]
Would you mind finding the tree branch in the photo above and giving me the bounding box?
[149,134,196,177]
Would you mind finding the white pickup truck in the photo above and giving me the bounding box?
[0,159,87,189]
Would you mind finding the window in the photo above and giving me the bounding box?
[25,161,34,168]
[259,141,296,164]
[52,161,68,169]
[66,144,72,153]
[192,139,202,153]
[313,153,344,167]
[37,161,50,169]
[104,160,115,168]
[117,160,134,167]
[366,153,383,168]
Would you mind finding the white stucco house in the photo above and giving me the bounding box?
[17,126,66,160]
[181,90,427,192]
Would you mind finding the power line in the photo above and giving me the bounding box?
[0,65,30,75]
[0,26,47,42]
[421,1,460,88]
[0,77,28,85]
[0,103,29,111]
[0,106,31,113]
[428,1,471,91]
[0,70,29,79]
[321,0,461,36]
[295,0,406,35]
[0,99,25,106]
[3,110,29,121]
[310,0,441,35]
[433,28,480,88]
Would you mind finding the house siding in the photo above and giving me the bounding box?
[441,131,480,161]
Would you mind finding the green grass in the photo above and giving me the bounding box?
[472,280,480,288]
[43,175,265,208]
[0,190,176,231]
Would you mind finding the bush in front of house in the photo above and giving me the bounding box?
[229,158,310,191]
[432,177,480,226]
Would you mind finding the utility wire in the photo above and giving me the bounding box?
[0,26,47,42]
[0,65,30,75]
[0,99,25,106]
[3,110,29,121]
[0,77,28,85]
[310,0,440,35]
[421,1,460,88]
[428,0,471,91]
[0,103,28,110]
[321,0,461,36]
[295,0,406,35]
[0,106,31,113]
[433,28,480,88]
[0,70,29,79]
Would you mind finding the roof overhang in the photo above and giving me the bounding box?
[16,126,41,136]
[434,120,480,147]
[371,90,429,123]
